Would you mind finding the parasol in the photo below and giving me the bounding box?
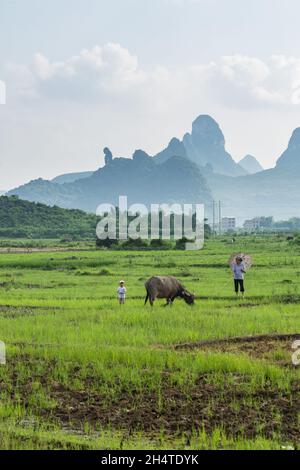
[229,253,252,270]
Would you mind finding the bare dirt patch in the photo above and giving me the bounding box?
[47,377,300,443]
[1,356,299,444]
[0,304,58,319]
[174,333,300,367]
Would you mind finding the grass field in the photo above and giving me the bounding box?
[0,235,299,450]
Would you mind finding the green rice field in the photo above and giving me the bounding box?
[0,235,299,450]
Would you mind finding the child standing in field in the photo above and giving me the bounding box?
[232,256,246,297]
[117,280,126,305]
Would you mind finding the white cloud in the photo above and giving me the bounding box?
[252,86,285,105]
[32,43,142,84]
[220,55,270,86]
[291,80,300,105]
[34,43,146,94]
[202,54,300,108]
[5,46,300,110]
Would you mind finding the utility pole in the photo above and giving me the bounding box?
[219,200,222,235]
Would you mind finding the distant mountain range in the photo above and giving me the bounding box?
[52,171,94,184]
[238,155,264,174]
[6,114,300,222]
[8,149,212,213]
[204,128,300,221]
[276,128,300,170]
[183,115,247,176]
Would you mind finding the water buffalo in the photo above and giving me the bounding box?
[144,276,195,306]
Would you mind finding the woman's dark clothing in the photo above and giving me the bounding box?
[234,279,245,293]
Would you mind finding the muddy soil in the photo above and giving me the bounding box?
[174,333,300,367]
[1,343,299,444]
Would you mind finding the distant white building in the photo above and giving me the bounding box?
[243,217,262,231]
[222,217,236,232]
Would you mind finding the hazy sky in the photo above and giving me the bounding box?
[1,0,300,188]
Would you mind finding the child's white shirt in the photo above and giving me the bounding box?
[117,286,126,298]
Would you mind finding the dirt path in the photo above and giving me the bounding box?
[0,248,92,254]
[174,333,300,350]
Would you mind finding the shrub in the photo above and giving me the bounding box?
[175,237,195,250]
[122,238,149,249]
[96,238,118,249]
[150,239,173,249]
